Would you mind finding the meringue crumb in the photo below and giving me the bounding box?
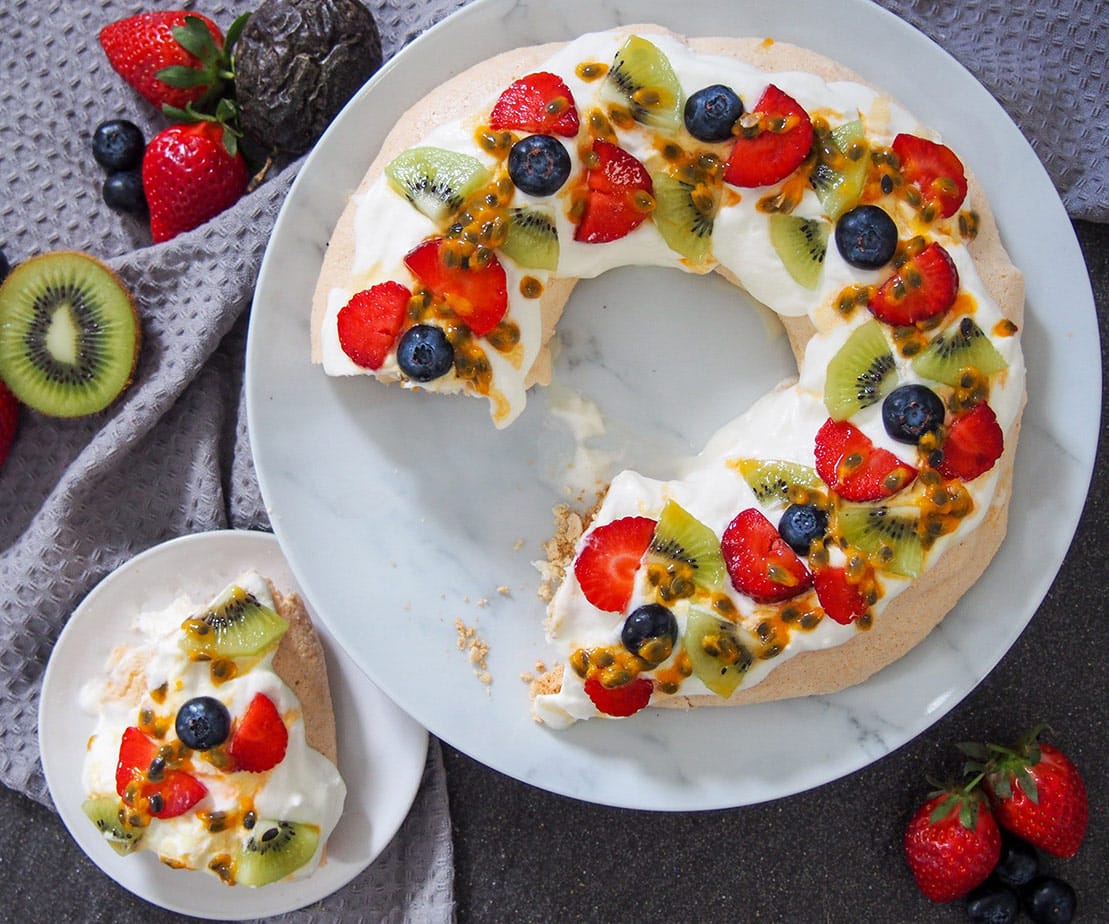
[496,585,510,596]
[455,618,491,685]
[513,538,525,551]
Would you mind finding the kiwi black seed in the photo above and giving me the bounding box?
[0,251,140,417]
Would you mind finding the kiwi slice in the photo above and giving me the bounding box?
[236,820,319,887]
[735,458,820,507]
[181,581,288,659]
[824,319,898,420]
[82,796,142,856]
[683,606,754,698]
[768,214,829,289]
[0,251,140,417]
[810,120,869,219]
[499,207,559,271]
[838,503,923,578]
[602,35,683,131]
[651,170,719,266]
[384,146,491,225]
[911,316,1009,386]
[646,500,726,597]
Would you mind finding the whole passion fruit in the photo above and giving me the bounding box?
[234,0,383,157]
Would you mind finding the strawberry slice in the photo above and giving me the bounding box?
[938,402,1004,481]
[813,567,869,625]
[892,133,968,219]
[573,515,657,613]
[227,693,288,773]
[724,84,814,188]
[868,242,959,327]
[584,674,653,718]
[489,71,580,138]
[721,508,812,603]
[337,281,411,369]
[574,140,654,244]
[404,238,508,337]
[115,726,207,818]
[814,418,918,501]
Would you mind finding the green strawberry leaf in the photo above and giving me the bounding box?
[155,65,213,89]
[224,12,251,55]
[172,15,222,63]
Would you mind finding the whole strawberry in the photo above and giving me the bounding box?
[142,120,248,243]
[904,784,1001,902]
[963,727,1089,858]
[0,380,19,469]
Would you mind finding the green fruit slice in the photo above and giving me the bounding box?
[768,214,829,289]
[810,119,869,218]
[384,147,491,225]
[499,207,559,271]
[651,169,719,266]
[236,820,319,887]
[0,251,140,417]
[734,458,820,507]
[181,580,288,659]
[82,796,142,856]
[683,606,754,698]
[911,316,1009,385]
[602,35,684,131]
[824,319,898,420]
[646,500,726,598]
[838,503,923,578]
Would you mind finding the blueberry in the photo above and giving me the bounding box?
[881,384,945,444]
[994,833,1039,888]
[396,324,454,381]
[834,204,898,269]
[778,503,828,555]
[683,84,744,142]
[92,119,146,172]
[621,603,677,665]
[175,696,231,750]
[966,880,1020,924]
[507,134,571,197]
[1022,876,1077,924]
[102,171,148,216]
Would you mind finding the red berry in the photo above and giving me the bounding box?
[115,726,207,819]
[573,140,654,244]
[938,402,1004,481]
[573,516,657,613]
[868,242,959,327]
[489,72,580,137]
[403,238,507,337]
[892,133,968,219]
[337,281,411,369]
[227,693,288,773]
[724,84,814,188]
[0,380,19,469]
[904,788,1001,902]
[721,508,812,603]
[813,567,869,624]
[583,674,653,718]
[814,418,917,502]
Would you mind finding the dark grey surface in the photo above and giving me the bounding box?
[1,220,1104,921]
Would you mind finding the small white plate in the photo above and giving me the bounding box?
[38,530,429,920]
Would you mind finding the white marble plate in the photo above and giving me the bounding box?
[245,0,1099,809]
[38,531,428,920]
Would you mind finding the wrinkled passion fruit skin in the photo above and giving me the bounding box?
[234,0,383,156]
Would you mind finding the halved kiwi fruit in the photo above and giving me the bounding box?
[499,206,559,271]
[810,119,869,219]
[384,146,491,225]
[181,581,288,659]
[824,319,898,420]
[911,316,1009,385]
[0,251,140,417]
[236,819,320,887]
[645,500,726,600]
[82,796,143,856]
[768,214,829,289]
[601,35,684,131]
[683,606,754,698]
[734,458,820,507]
[838,503,923,578]
[651,169,720,267]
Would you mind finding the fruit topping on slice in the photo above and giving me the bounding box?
[601,35,683,131]
[683,606,754,698]
[488,71,580,138]
[645,500,727,599]
[769,214,829,289]
[395,323,455,381]
[621,603,678,666]
[175,696,231,751]
[337,281,411,370]
[573,515,657,613]
[236,819,320,886]
[911,316,1009,386]
[838,502,923,578]
[868,241,959,327]
[810,119,869,219]
[573,139,654,244]
[227,692,288,773]
[115,726,208,818]
[651,168,720,266]
[721,507,812,603]
[834,204,898,269]
[734,458,820,507]
[82,796,143,855]
[500,206,559,271]
[813,567,870,624]
[778,503,829,556]
[404,237,508,337]
[583,674,653,717]
[180,581,288,659]
[814,418,918,502]
[724,84,814,188]
[824,318,897,420]
[882,383,946,444]
[892,133,968,220]
[683,84,744,142]
[938,402,1004,481]
[508,134,572,196]
[385,147,492,225]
